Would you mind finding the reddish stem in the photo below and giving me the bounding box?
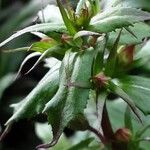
[88,125,107,145]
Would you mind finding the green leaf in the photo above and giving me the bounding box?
[104,0,150,12]
[2,47,29,53]
[106,99,141,132]
[105,29,122,77]
[30,42,52,53]
[136,124,150,138]
[16,52,41,79]
[90,0,100,15]
[124,106,133,132]
[5,63,60,126]
[107,99,127,131]
[41,48,95,148]
[44,57,61,69]
[61,48,95,126]
[135,40,150,71]
[124,27,137,39]
[108,80,142,123]
[108,23,150,45]
[136,40,150,60]
[25,45,65,74]
[67,138,94,150]
[56,0,77,35]
[0,23,66,47]
[31,31,49,39]
[93,35,108,75]
[95,0,100,13]
[30,40,57,53]
[135,124,150,150]
[118,76,150,115]
[96,92,107,130]
[74,30,101,40]
[38,51,77,149]
[89,7,150,33]
[75,0,86,15]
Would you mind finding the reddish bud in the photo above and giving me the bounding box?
[93,72,110,88]
[61,34,72,44]
[118,45,135,65]
[76,6,91,28]
[88,36,98,47]
[115,128,132,143]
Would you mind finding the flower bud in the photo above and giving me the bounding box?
[115,128,132,143]
[93,72,110,88]
[118,45,135,66]
[61,34,72,44]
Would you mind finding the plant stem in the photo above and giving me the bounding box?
[88,125,106,144]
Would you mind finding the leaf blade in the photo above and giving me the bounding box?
[89,7,150,33]
[5,62,60,126]
[0,23,66,47]
[118,76,150,115]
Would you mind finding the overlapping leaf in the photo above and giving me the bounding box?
[118,76,150,115]
[89,7,150,33]
[108,23,150,45]
[56,0,77,35]
[39,48,95,148]
[37,50,77,148]
[108,80,142,123]
[75,0,86,15]
[25,45,66,74]
[61,48,95,128]
[136,40,150,60]
[5,62,60,126]
[0,23,66,48]
[106,99,139,132]
[30,39,57,53]
[104,0,150,12]
[135,40,150,71]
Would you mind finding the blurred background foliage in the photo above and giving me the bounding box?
[0,0,55,149]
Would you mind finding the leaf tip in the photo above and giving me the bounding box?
[0,124,12,141]
[36,136,59,149]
